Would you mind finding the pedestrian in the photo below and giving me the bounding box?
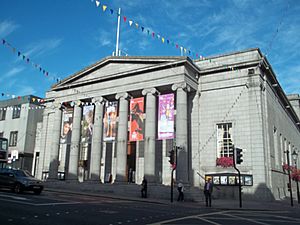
[141,177,147,198]
[204,178,213,207]
[177,180,184,201]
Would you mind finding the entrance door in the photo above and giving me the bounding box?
[127,142,136,183]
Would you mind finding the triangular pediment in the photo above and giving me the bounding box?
[52,56,185,90]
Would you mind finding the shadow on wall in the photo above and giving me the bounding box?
[212,183,276,202]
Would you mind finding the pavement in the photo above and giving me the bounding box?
[44,181,300,212]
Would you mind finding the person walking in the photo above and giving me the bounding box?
[177,181,184,202]
[141,177,148,198]
[204,178,213,207]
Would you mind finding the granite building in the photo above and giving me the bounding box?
[0,95,43,172]
[35,48,300,200]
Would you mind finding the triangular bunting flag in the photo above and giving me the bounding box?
[95,0,100,7]
[135,23,138,28]
[162,37,165,43]
[2,39,5,45]
[152,32,155,37]
[102,5,107,11]
[110,9,113,14]
[141,27,144,32]
[129,20,133,26]
[123,16,127,22]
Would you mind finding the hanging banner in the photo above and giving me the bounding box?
[103,101,118,141]
[158,93,174,140]
[58,108,73,173]
[60,109,73,145]
[129,97,144,141]
[81,105,94,143]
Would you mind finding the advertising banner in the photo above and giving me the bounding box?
[129,97,144,141]
[81,105,94,144]
[58,108,73,172]
[158,93,174,140]
[103,101,118,141]
[60,109,73,144]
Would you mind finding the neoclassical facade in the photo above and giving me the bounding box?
[35,48,300,200]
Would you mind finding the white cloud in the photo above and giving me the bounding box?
[24,38,63,58]
[95,30,113,47]
[0,20,19,37]
[1,67,25,79]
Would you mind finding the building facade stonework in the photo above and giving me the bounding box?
[35,49,300,201]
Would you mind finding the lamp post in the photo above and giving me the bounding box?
[292,150,300,204]
[284,150,293,207]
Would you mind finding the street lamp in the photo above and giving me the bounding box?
[292,150,300,204]
[284,150,293,207]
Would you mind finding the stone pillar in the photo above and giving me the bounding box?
[68,104,82,180]
[172,82,189,183]
[48,104,62,179]
[89,97,105,181]
[115,92,130,182]
[142,88,158,183]
[36,104,53,180]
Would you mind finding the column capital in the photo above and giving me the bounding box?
[92,96,106,104]
[171,82,191,92]
[115,92,131,100]
[142,88,160,96]
[50,101,62,110]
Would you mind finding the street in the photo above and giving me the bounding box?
[0,190,300,225]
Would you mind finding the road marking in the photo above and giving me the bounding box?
[225,213,270,225]
[0,193,28,200]
[35,202,81,206]
[148,211,230,225]
[198,217,222,225]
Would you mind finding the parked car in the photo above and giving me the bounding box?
[0,168,44,194]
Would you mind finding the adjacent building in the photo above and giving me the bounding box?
[34,48,300,200]
[0,95,44,172]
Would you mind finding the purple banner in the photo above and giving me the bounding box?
[158,93,174,140]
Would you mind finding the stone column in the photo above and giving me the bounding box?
[68,103,82,180]
[36,103,53,180]
[48,103,62,179]
[172,82,190,183]
[142,88,158,183]
[115,92,130,182]
[89,97,105,181]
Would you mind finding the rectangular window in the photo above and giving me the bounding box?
[12,105,21,119]
[0,108,6,121]
[217,123,233,157]
[9,131,18,147]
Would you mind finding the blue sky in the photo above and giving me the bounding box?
[0,0,299,99]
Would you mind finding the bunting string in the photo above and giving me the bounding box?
[90,1,250,72]
[1,39,62,82]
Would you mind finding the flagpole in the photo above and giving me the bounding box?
[115,8,121,56]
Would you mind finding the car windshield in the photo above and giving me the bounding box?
[14,170,33,177]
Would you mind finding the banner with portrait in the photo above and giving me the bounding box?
[58,108,73,173]
[103,101,118,141]
[81,105,94,144]
[158,93,175,140]
[60,109,73,144]
[129,97,144,141]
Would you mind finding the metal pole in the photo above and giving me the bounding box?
[115,8,121,56]
[171,168,175,202]
[295,161,300,204]
[285,150,294,207]
[233,145,242,208]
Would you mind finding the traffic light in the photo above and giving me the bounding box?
[168,150,175,165]
[236,148,243,164]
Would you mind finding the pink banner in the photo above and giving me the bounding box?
[158,93,174,139]
[129,97,144,141]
